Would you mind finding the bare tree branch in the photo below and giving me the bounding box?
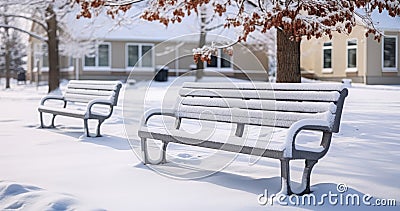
[0,24,46,41]
[2,14,47,30]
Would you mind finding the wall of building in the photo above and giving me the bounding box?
[301,26,400,85]
[27,37,271,82]
[365,32,400,84]
[301,25,367,83]
[231,44,269,81]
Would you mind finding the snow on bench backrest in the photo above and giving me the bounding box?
[64,80,122,105]
[177,82,347,132]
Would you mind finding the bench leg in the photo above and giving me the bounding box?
[279,158,293,195]
[39,112,56,128]
[84,119,104,137]
[141,138,150,164]
[39,112,44,128]
[96,119,104,137]
[160,142,168,164]
[84,119,90,137]
[51,115,56,128]
[279,159,318,195]
[299,160,318,194]
[141,138,168,165]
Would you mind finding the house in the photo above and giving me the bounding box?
[27,7,270,83]
[301,10,400,85]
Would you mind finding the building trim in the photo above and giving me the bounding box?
[381,35,398,72]
[322,41,333,73]
[346,38,358,73]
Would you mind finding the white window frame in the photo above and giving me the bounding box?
[68,57,74,71]
[205,49,233,70]
[382,35,398,72]
[33,43,49,72]
[346,39,358,73]
[84,42,111,70]
[126,43,155,70]
[322,41,333,73]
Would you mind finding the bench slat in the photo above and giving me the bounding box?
[179,88,340,102]
[183,82,344,91]
[38,105,86,118]
[176,105,332,127]
[68,80,121,85]
[63,80,121,104]
[65,89,115,97]
[67,83,119,91]
[138,128,286,156]
[179,97,337,113]
[64,94,112,103]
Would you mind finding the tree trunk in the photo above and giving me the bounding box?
[46,5,60,93]
[4,16,10,89]
[276,29,301,83]
[195,8,207,82]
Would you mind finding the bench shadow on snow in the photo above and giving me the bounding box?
[35,124,132,151]
[135,162,398,210]
[79,135,131,151]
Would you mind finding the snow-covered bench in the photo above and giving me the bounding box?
[138,82,348,195]
[38,80,122,137]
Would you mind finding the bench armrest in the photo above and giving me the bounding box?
[86,99,114,118]
[141,108,176,126]
[40,95,66,106]
[284,119,332,158]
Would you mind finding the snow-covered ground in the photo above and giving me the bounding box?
[0,77,399,210]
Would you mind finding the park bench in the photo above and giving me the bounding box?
[38,80,122,137]
[138,82,348,195]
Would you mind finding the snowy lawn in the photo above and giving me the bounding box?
[0,77,399,210]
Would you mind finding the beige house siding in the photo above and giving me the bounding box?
[232,45,268,71]
[301,25,400,84]
[365,32,400,84]
[28,37,270,82]
[231,45,269,81]
[301,25,367,83]
[154,41,178,70]
[177,43,198,71]
[111,41,126,69]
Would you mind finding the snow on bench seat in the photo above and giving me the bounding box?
[138,82,348,195]
[38,80,122,137]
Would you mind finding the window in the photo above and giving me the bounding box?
[84,43,111,67]
[42,44,49,68]
[84,55,95,67]
[322,42,332,72]
[206,49,232,69]
[33,43,48,69]
[346,39,357,71]
[69,57,74,67]
[98,44,110,67]
[126,43,154,68]
[382,36,398,71]
[127,45,138,67]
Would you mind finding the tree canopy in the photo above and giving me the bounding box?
[75,0,399,61]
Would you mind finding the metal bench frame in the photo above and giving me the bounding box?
[38,80,122,137]
[138,82,348,195]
